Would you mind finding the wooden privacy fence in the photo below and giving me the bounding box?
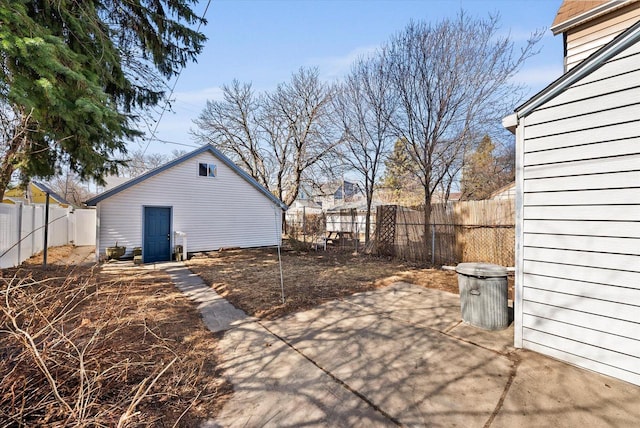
[0,204,96,268]
[380,200,515,266]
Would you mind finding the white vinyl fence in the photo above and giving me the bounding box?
[67,208,97,246]
[0,203,96,268]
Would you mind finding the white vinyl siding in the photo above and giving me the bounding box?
[96,151,281,257]
[518,38,640,385]
[565,2,640,70]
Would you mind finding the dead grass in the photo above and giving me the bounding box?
[1,252,230,426]
[2,244,514,423]
[187,247,515,320]
[20,244,77,265]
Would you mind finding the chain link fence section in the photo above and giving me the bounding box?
[456,224,515,266]
[285,208,376,252]
[284,199,515,266]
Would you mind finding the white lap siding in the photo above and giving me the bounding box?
[96,150,282,257]
[519,40,640,385]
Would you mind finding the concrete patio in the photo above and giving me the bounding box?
[158,264,640,427]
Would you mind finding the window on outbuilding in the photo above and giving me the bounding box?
[198,163,217,177]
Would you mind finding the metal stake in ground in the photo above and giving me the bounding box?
[43,192,50,267]
[274,205,285,304]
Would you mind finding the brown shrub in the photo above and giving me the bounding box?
[0,265,230,427]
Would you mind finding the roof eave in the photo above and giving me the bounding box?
[551,0,632,35]
[502,113,518,134]
[32,181,71,206]
[85,144,288,210]
[516,19,640,118]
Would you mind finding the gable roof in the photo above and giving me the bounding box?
[318,180,362,197]
[516,18,640,118]
[32,181,71,206]
[85,144,287,210]
[325,200,384,212]
[551,0,635,34]
[4,181,71,206]
[291,199,322,209]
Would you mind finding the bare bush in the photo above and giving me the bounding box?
[0,266,228,426]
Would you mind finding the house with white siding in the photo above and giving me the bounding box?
[503,0,640,386]
[86,144,287,263]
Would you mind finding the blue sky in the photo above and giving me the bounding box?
[138,0,564,156]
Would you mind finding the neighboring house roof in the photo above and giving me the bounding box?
[1,197,22,205]
[447,192,462,202]
[325,200,386,212]
[317,180,362,197]
[551,0,637,34]
[86,144,287,210]
[290,199,322,210]
[3,181,70,206]
[515,18,640,118]
[431,191,461,203]
[32,181,71,206]
[488,182,516,200]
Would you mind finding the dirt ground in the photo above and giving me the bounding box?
[2,245,513,424]
[20,243,93,266]
[1,245,230,426]
[187,247,515,320]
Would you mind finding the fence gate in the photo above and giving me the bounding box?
[376,205,397,256]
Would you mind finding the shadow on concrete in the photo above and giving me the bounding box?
[196,282,640,427]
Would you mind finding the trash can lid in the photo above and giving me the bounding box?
[455,262,507,277]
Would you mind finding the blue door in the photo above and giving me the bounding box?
[143,207,171,263]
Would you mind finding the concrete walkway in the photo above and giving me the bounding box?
[160,266,640,427]
[162,263,253,333]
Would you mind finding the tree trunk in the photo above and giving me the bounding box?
[365,196,372,244]
[0,161,14,202]
[423,191,432,261]
[0,138,23,202]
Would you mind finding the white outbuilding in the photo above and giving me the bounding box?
[505,19,640,385]
[86,144,287,263]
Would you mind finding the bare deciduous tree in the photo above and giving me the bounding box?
[384,12,541,238]
[192,68,336,206]
[191,80,270,187]
[333,55,396,242]
[46,170,95,206]
[119,150,170,178]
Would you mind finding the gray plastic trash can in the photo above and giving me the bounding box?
[455,262,509,330]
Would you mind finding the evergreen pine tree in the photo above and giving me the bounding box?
[460,135,514,200]
[0,0,206,200]
[381,138,422,204]
[383,138,412,191]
